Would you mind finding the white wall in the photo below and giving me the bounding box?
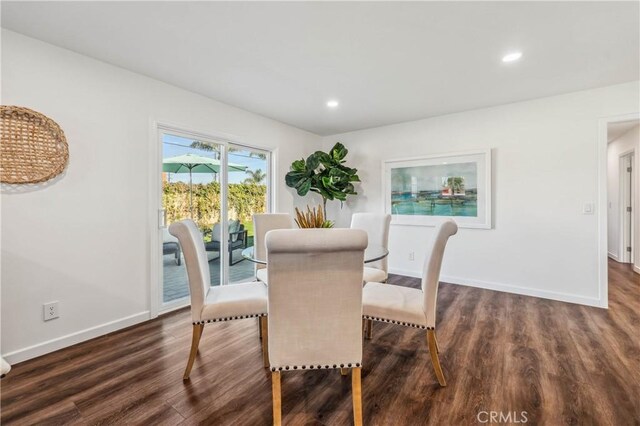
[322,81,639,307]
[607,124,640,262]
[0,30,321,363]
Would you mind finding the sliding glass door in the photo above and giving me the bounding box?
[227,144,270,284]
[158,128,271,311]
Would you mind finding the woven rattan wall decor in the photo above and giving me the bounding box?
[0,106,69,184]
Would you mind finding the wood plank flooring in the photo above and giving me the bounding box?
[2,260,639,425]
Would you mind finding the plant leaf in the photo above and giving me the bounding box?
[306,153,321,171]
[291,159,306,172]
[331,142,348,162]
[296,178,312,196]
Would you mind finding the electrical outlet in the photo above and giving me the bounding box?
[43,301,59,321]
[408,251,415,261]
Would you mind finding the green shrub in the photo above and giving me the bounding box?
[163,182,266,234]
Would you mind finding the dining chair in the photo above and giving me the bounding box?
[362,219,458,386]
[252,213,293,284]
[169,219,269,380]
[350,213,391,283]
[266,228,368,426]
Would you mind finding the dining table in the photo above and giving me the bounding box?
[241,245,389,265]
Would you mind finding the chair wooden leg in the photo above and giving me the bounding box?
[352,367,363,426]
[272,371,282,426]
[365,319,373,339]
[426,330,446,386]
[340,368,349,376]
[259,317,263,339]
[183,323,204,380]
[260,316,269,368]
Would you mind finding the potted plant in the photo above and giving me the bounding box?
[285,142,360,220]
[294,204,334,228]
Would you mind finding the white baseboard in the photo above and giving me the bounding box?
[3,311,150,364]
[634,264,640,275]
[389,267,422,279]
[388,268,605,308]
[608,251,620,261]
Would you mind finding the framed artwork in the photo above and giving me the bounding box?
[383,149,492,229]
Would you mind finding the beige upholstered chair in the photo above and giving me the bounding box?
[362,219,458,386]
[350,213,391,283]
[169,219,269,380]
[252,213,293,284]
[266,229,368,426]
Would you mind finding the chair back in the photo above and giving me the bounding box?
[168,220,210,322]
[350,213,391,272]
[162,227,179,244]
[211,220,240,243]
[422,219,458,328]
[266,229,367,370]
[253,213,293,271]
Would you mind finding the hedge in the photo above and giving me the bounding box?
[163,182,267,233]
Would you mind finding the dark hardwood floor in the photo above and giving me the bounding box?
[2,260,639,425]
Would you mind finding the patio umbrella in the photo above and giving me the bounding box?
[162,153,247,217]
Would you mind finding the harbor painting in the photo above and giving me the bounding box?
[385,150,491,229]
[391,162,478,217]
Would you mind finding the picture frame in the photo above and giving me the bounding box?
[383,149,492,229]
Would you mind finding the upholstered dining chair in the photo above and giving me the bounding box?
[362,219,458,387]
[266,228,368,426]
[252,213,293,284]
[350,213,391,283]
[169,219,269,380]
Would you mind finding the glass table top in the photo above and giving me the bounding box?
[242,245,389,265]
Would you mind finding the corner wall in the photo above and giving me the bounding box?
[322,81,639,306]
[0,30,321,363]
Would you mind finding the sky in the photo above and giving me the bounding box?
[162,133,267,184]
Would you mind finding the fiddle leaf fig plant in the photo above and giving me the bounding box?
[285,142,360,218]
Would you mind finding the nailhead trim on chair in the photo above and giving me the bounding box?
[363,315,433,330]
[193,313,267,325]
[270,362,361,372]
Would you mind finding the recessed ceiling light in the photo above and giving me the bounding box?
[502,52,523,63]
[326,100,339,108]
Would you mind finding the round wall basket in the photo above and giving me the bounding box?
[1,106,69,184]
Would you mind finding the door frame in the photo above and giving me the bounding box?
[618,150,635,263]
[598,112,640,308]
[148,119,276,318]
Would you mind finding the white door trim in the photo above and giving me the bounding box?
[148,119,276,318]
[618,150,635,263]
[598,112,640,308]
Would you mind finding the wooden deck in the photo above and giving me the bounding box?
[163,249,255,302]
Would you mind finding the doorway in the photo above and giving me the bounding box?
[155,126,272,313]
[607,119,638,266]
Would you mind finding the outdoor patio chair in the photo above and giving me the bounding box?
[205,220,248,265]
[163,228,181,265]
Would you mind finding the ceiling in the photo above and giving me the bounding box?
[608,120,639,143]
[2,2,638,136]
